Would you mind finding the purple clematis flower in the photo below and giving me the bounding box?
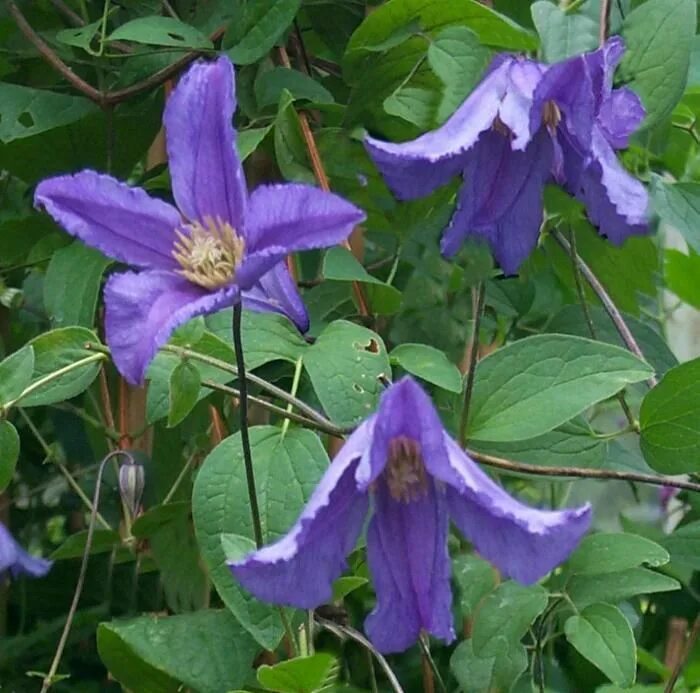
[365,39,647,275]
[229,377,591,653]
[0,522,52,580]
[531,37,648,244]
[34,56,365,384]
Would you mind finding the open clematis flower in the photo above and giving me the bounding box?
[531,37,648,244]
[35,56,365,384]
[365,55,555,275]
[229,377,591,653]
[0,522,52,580]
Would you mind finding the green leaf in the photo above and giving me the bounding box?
[0,346,35,406]
[131,502,190,539]
[640,358,700,474]
[345,0,536,81]
[192,427,329,649]
[257,653,338,693]
[427,25,491,123]
[274,90,315,183]
[651,178,700,253]
[567,567,680,608]
[665,249,700,309]
[21,327,103,407]
[565,603,636,687]
[531,1,598,62]
[450,639,528,693]
[43,241,111,328]
[471,421,606,470]
[331,576,368,601]
[390,343,462,393]
[237,125,273,161]
[0,83,97,143]
[467,335,653,442]
[167,361,201,428]
[323,247,402,315]
[0,420,19,492]
[452,554,497,619]
[255,67,334,108]
[305,320,391,427]
[98,610,258,693]
[108,17,213,49]
[619,0,696,129]
[471,581,548,656]
[568,533,670,575]
[225,0,302,65]
[50,530,121,560]
[661,520,700,570]
[55,20,103,54]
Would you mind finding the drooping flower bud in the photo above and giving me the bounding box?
[118,460,144,518]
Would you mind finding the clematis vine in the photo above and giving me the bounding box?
[365,38,647,275]
[230,377,591,653]
[0,522,52,580]
[35,56,365,384]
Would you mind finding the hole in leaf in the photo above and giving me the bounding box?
[167,32,185,42]
[363,338,380,354]
[18,111,34,128]
[352,383,364,394]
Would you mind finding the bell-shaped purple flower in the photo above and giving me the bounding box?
[365,55,555,275]
[229,377,591,653]
[0,522,52,580]
[531,37,648,244]
[35,56,365,384]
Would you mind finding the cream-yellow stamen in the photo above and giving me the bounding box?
[385,436,428,503]
[172,216,245,290]
[543,100,561,129]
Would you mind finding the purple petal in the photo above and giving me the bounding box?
[356,377,448,489]
[440,128,553,274]
[430,436,591,585]
[244,183,364,255]
[164,56,247,229]
[597,88,645,149]
[573,127,649,244]
[34,171,180,270]
[364,476,454,653]
[499,59,546,150]
[364,57,512,200]
[0,522,52,579]
[229,421,373,608]
[104,270,238,385]
[241,261,309,333]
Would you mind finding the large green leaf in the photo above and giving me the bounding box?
[567,533,670,576]
[651,178,700,253]
[640,358,700,474]
[665,249,700,310]
[0,83,97,143]
[167,361,201,428]
[0,346,35,407]
[257,654,338,693]
[255,67,334,108]
[467,335,653,442]
[225,0,302,65]
[620,0,696,129]
[43,241,111,328]
[450,639,527,693]
[390,343,462,392]
[97,611,258,693]
[305,320,391,427]
[661,521,700,570]
[564,603,636,687]
[108,16,212,49]
[20,328,103,407]
[192,427,329,649]
[531,1,598,62]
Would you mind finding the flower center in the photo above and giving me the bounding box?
[543,100,561,129]
[385,436,428,503]
[491,115,511,137]
[172,217,245,290]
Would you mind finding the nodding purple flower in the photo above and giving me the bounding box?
[531,37,648,244]
[0,522,52,580]
[229,377,591,653]
[365,39,647,275]
[35,56,365,385]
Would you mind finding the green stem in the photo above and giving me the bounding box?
[459,282,485,447]
[281,356,304,439]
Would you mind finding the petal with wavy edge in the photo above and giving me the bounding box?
[34,171,180,270]
[229,420,373,608]
[164,56,247,229]
[105,270,239,385]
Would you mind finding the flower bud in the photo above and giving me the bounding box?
[118,461,144,518]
